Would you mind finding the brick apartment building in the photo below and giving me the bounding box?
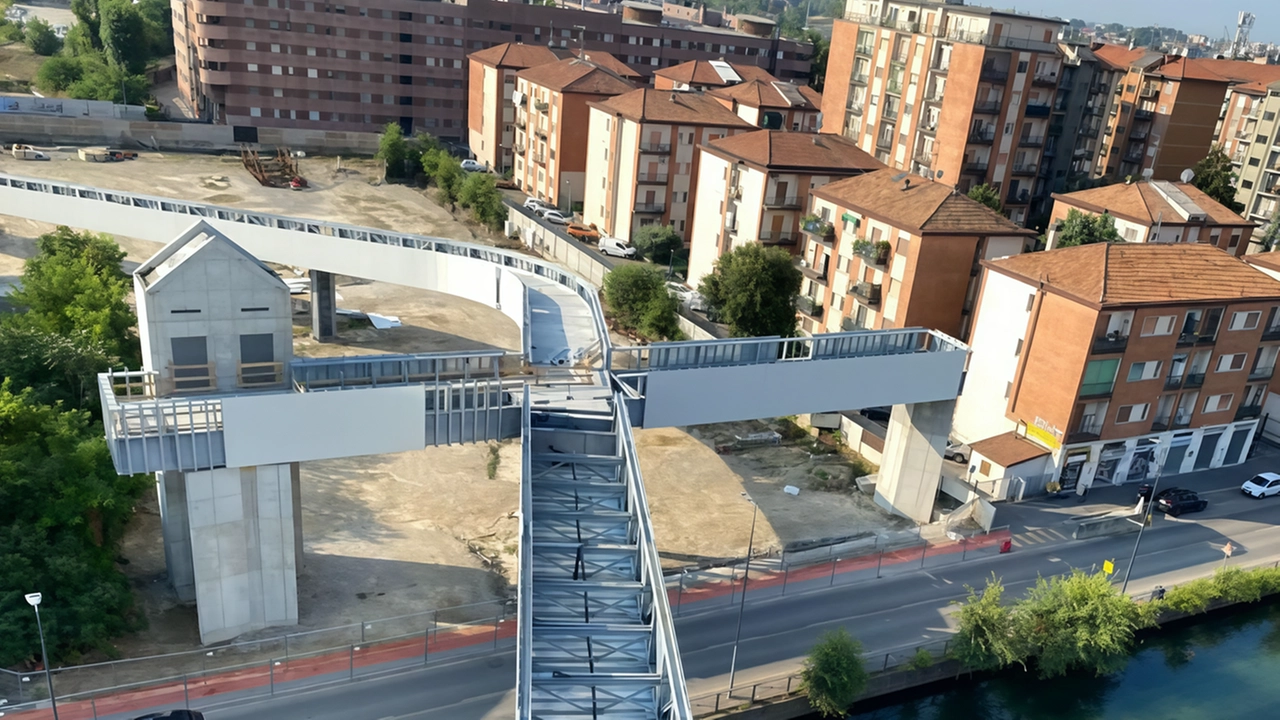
[513,57,636,210]
[799,170,1034,339]
[1204,60,1280,168]
[708,79,823,132]
[172,0,813,141]
[1231,80,1280,230]
[687,131,883,284]
[583,89,752,245]
[820,0,1065,225]
[955,243,1280,493]
[1047,180,1255,256]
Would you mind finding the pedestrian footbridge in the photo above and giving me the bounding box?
[0,173,968,720]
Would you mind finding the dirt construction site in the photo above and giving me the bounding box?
[0,149,912,666]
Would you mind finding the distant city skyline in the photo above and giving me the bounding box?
[1004,2,1276,47]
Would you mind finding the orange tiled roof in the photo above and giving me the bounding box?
[1247,253,1280,274]
[707,79,822,109]
[653,59,777,87]
[569,49,642,79]
[1091,43,1154,71]
[517,58,636,94]
[468,43,561,70]
[986,243,1280,307]
[1194,58,1280,94]
[703,130,883,173]
[1051,181,1251,227]
[814,169,1034,235]
[1150,57,1231,83]
[590,89,752,127]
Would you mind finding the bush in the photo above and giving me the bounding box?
[458,172,508,231]
[1215,566,1265,604]
[602,265,680,341]
[631,224,683,265]
[801,628,868,718]
[66,56,149,103]
[907,647,935,670]
[1160,576,1219,615]
[951,575,1023,672]
[36,55,85,93]
[24,17,63,56]
[699,243,803,338]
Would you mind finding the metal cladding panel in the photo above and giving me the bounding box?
[638,350,968,428]
[221,386,426,467]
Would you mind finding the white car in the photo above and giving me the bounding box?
[460,159,486,172]
[599,235,637,258]
[523,197,550,212]
[1242,472,1280,498]
[541,209,571,225]
[666,281,706,311]
[944,440,970,464]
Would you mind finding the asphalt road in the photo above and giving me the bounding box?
[198,480,1280,720]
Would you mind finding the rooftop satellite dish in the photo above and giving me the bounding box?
[1180,168,1195,183]
[890,171,909,183]
[1141,168,1154,180]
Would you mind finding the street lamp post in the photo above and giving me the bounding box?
[25,592,59,720]
[727,493,758,692]
[1121,446,1167,595]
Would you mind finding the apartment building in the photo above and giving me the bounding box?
[1035,44,1106,202]
[583,90,752,245]
[798,170,1035,338]
[652,59,777,91]
[820,0,1066,225]
[1205,60,1280,167]
[708,80,823,131]
[1089,46,1230,182]
[955,243,1280,492]
[1046,180,1255,256]
[1232,80,1280,229]
[172,0,812,138]
[513,58,635,209]
[687,131,883,284]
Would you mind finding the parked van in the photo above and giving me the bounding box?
[599,236,637,258]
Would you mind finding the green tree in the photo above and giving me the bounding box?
[458,172,508,231]
[420,146,452,181]
[631,224,683,265]
[134,0,173,57]
[7,227,139,367]
[377,122,415,180]
[24,17,63,56]
[36,55,86,93]
[1013,570,1154,678]
[1054,208,1122,248]
[0,383,150,666]
[0,319,115,412]
[70,0,103,49]
[699,243,802,338]
[66,56,148,103]
[801,628,869,718]
[1191,146,1245,212]
[62,23,99,56]
[602,264,680,340]
[805,30,829,92]
[967,183,1002,212]
[99,0,150,74]
[951,575,1025,672]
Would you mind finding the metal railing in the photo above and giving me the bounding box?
[640,142,672,153]
[853,281,882,305]
[758,231,798,246]
[764,195,803,208]
[636,172,669,184]
[969,128,996,143]
[974,100,1001,114]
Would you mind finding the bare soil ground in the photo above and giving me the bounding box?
[0,43,41,93]
[636,420,910,568]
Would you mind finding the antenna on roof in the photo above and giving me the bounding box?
[1180,168,1195,183]
[890,171,909,183]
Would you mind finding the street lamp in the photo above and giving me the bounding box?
[1121,443,1167,594]
[562,178,573,215]
[727,492,758,691]
[25,592,59,720]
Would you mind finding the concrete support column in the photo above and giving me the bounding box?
[186,463,300,644]
[310,269,336,340]
[157,471,196,602]
[875,399,955,524]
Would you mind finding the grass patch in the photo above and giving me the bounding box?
[0,43,42,91]
[486,442,501,480]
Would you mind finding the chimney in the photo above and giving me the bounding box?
[670,92,676,102]
[903,178,912,191]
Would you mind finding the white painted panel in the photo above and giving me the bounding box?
[222,386,425,466]
[640,350,967,428]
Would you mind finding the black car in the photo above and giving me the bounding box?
[1154,489,1208,517]
[132,711,205,720]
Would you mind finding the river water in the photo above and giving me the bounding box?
[828,600,1280,720]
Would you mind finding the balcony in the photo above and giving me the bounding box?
[514,143,525,154]
[1019,134,1045,147]
[1249,365,1276,381]
[856,43,875,56]
[1134,108,1154,121]
[852,281,882,305]
[969,128,996,144]
[796,295,824,319]
[1151,417,1170,432]
[1025,103,1051,117]
[1122,149,1144,164]
[920,121,938,135]
[1006,190,1031,205]
[634,203,666,214]
[1164,374,1184,391]
[851,72,870,85]
[636,173,668,184]
[1092,333,1128,354]
[764,195,803,209]
[853,239,891,266]
[759,231,798,246]
[1185,372,1206,388]
[1140,84,1159,98]
[963,161,989,174]
[515,117,526,129]
[801,218,835,238]
[1081,125,1099,139]
[887,79,903,94]
[1130,129,1148,140]
[841,316,859,332]
[1172,415,1193,430]
[932,58,951,73]
[914,151,933,167]
[1048,121,1065,136]
[1262,325,1280,341]
[1012,163,1038,176]
[1078,382,1113,399]
[876,134,894,150]
[891,50,909,64]
[799,262,829,284]
[534,127,548,139]
[847,100,865,115]
[533,152,546,164]
[980,67,1009,83]
[534,100,549,112]
[883,107,900,122]
[1236,404,1264,421]
[1032,73,1058,86]
[974,100,1001,114]
[1066,422,1103,444]
[640,143,671,153]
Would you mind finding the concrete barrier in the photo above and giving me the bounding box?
[1072,513,1143,540]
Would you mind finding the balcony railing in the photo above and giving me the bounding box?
[796,295,824,319]
[636,173,668,184]
[851,72,870,85]
[1151,417,1170,432]
[1164,374,1184,391]
[1092,333,1128,354]
[1012,163,1038,176]
[1025,103,1051,117]
[1130,129,1148,140]
[640,143,671,153]
[534,100,549,112]
[1123,150,1144,163]
[974,100,1001,114]
[1006,190,1031,205]
[801,218,835,238]
[932,58,950,73]
[1185,372,1206,388]
[884,107,900,121]
[1140,84,1159,98]
[1262,325,1280,341]
[841,316,859,332]
[969,128,996,144]
[887,79,903,94]
[514,143,525,154]
[914,152,933,167]
[980,67,1009,83]
[534,127,548,139]
[856,43,875,55]
[853,239,891,266]
[764,195,803,209]
[1078,382,1113,398]
[1236,404,1264,421]
[1067,422,1103,444]
[634,203,666,213]
[1134,108,1154,121]
[1249,365,1276,381]
[876,134,894,149]
[1172,415,1193,429]
[963,162,989,174]
[533,152,546,164]
[759,231,798,246]
[1032,73,1058,86]
[515,117,526,129]
[848,100,865,115]
[852,281,882,305]
[1019,134,1045,147]
[920,121,938,134]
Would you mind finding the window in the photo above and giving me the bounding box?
[1217,352,1248,372]
[1115,404,1149,424]
[1249,157,1261,167]
[1127,361,1161,382]
[1081,358,1119,396]
[1140,315,1177,336]
[1231,310,1261,331]
[249,107,262,117]
[1204,393,1234,413]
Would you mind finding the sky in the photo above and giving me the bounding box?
[999,1,1277,46]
